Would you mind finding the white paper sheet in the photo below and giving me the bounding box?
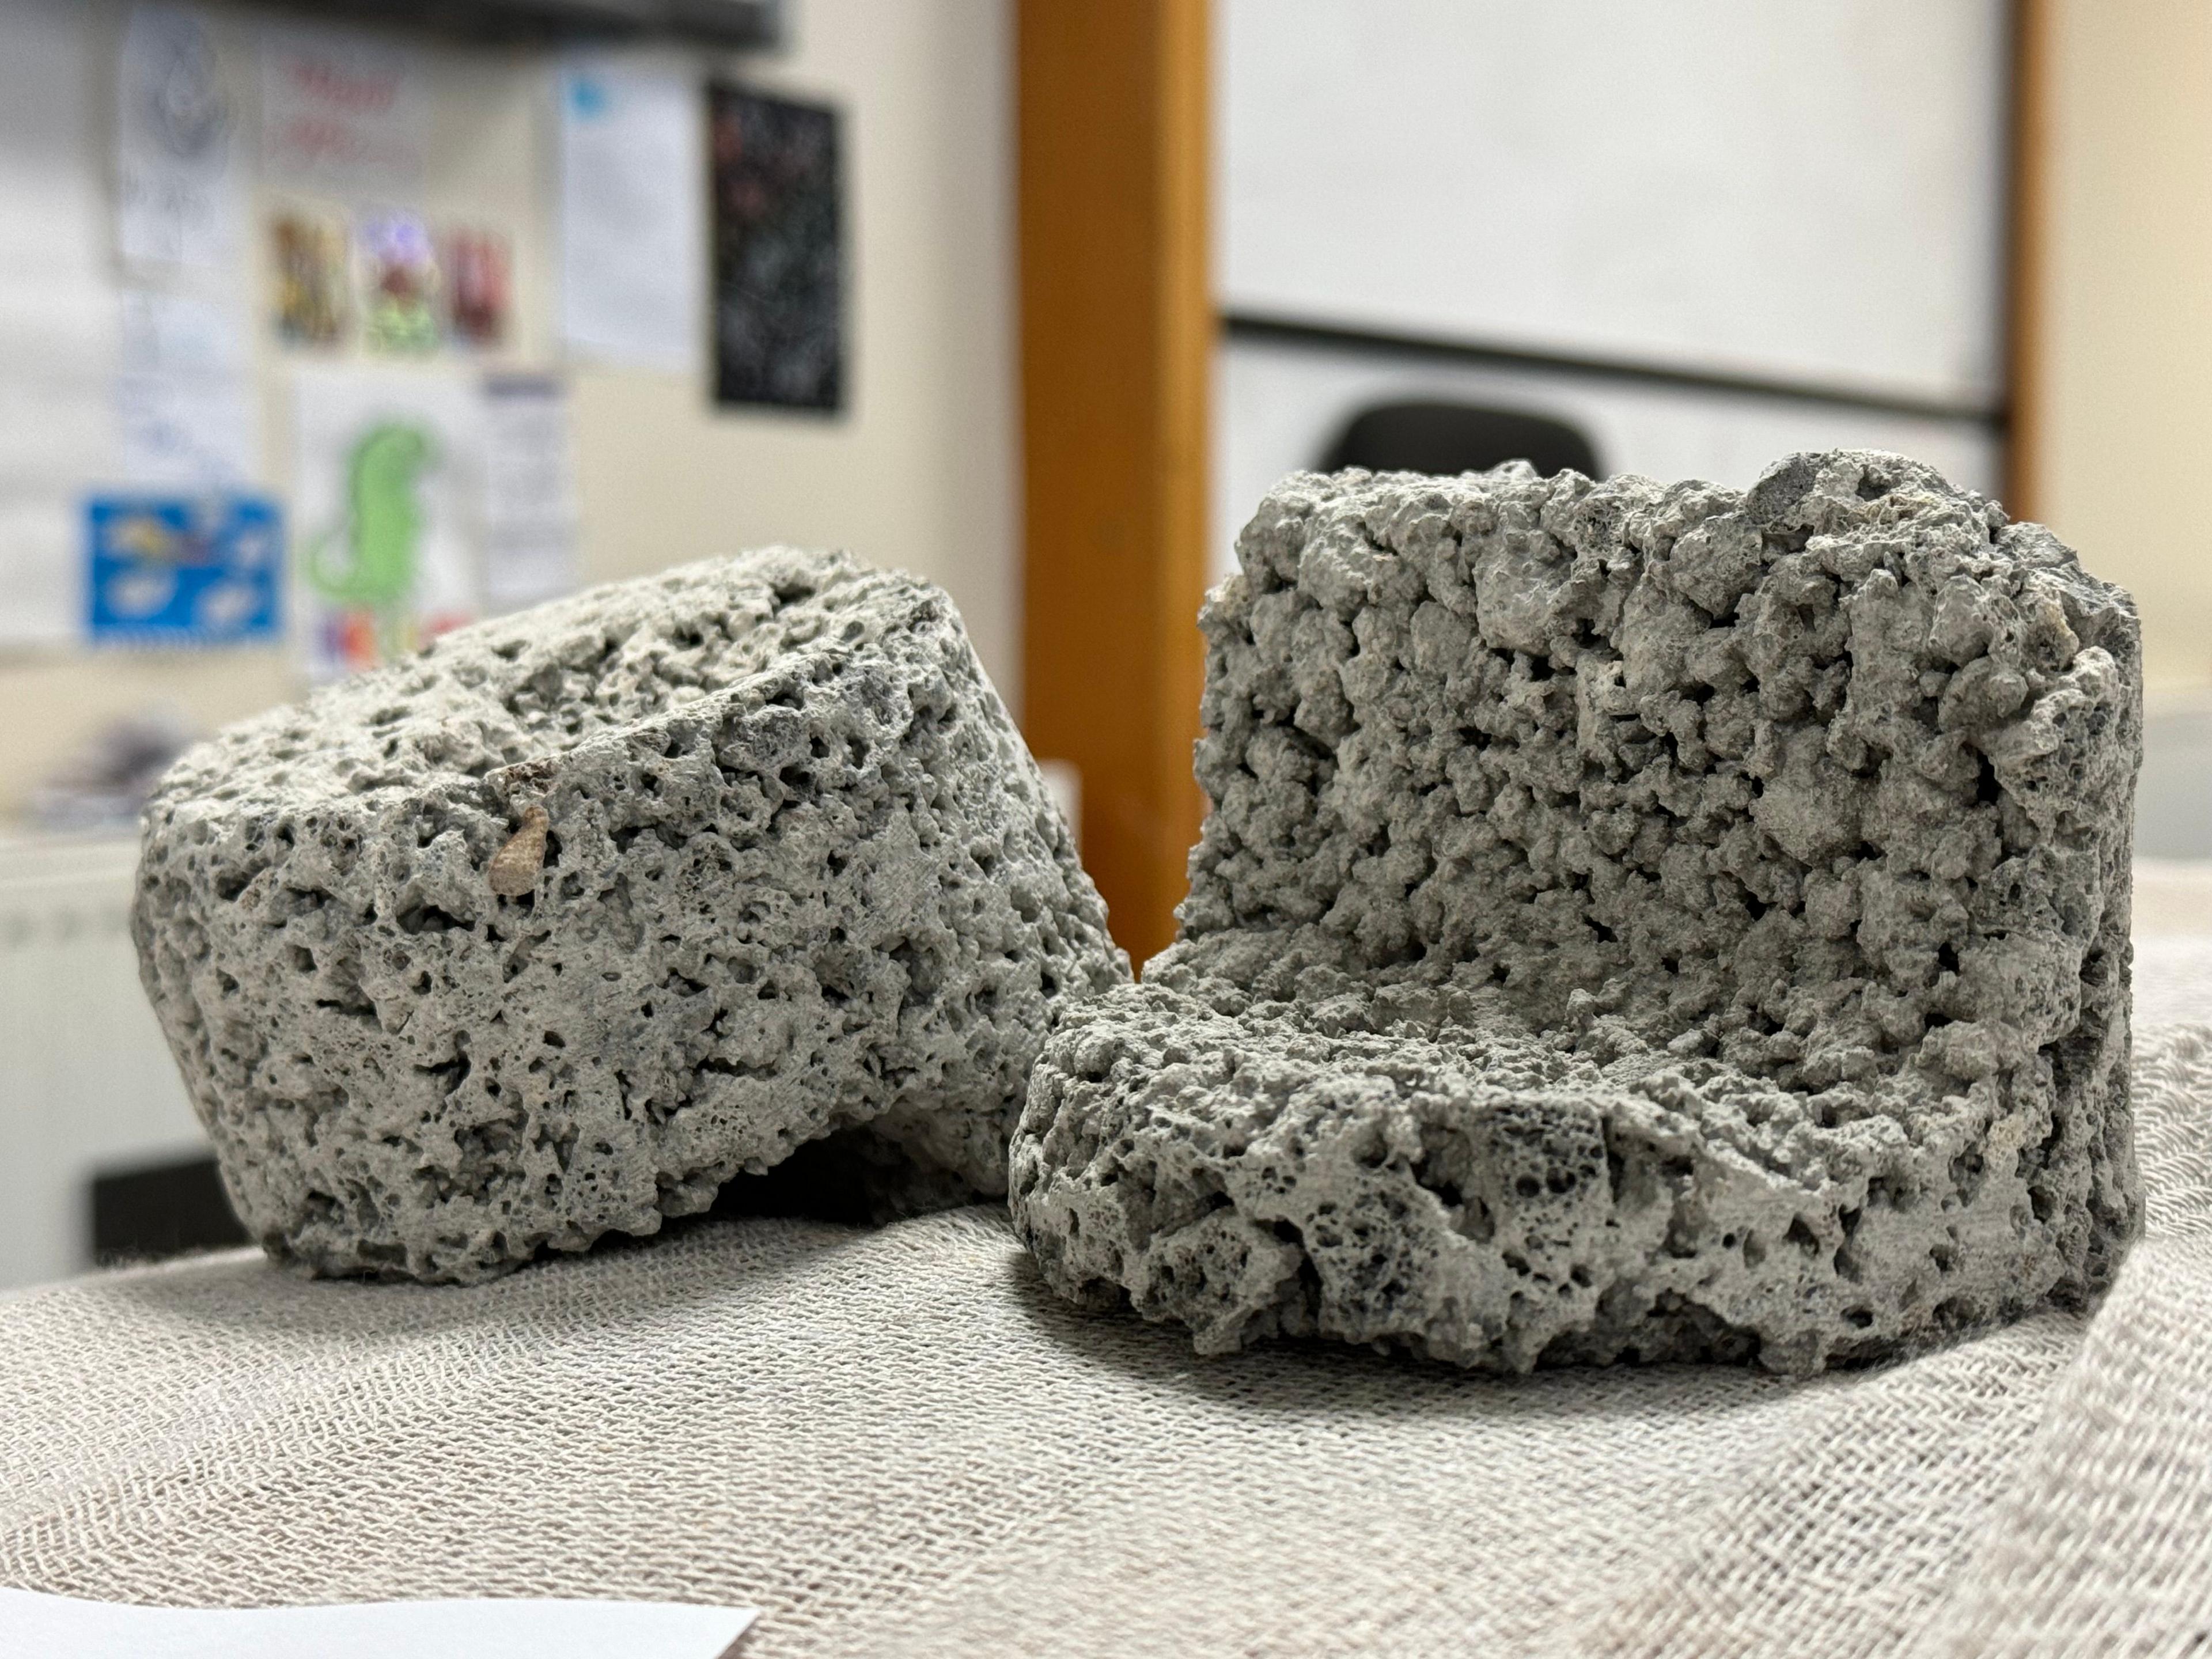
[0,1588,757,1659]
[291,365,484,679]
[261,22,429,195]
[118,288,257,486]
[482,372,579,612]
[559,56,703,373]
[0,497,80,646]
[115,4,243,271]
[117,372,257,487]
[120,286,247,378]
[0,0,120,646]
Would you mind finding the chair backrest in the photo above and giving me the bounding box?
[1319,400,1600,479]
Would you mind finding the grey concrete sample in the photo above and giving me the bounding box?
[1010,451,2141,1373]
[136,549,1128,1283]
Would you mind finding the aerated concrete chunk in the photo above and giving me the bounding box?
[1010,452,2141,1373]
[136,549,1128,1283]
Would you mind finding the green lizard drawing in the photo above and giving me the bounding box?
[306,421,435,659]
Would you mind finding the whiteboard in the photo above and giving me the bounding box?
[1219,0,2010,408]
[1212,336,2003,586]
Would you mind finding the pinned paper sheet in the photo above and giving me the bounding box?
[483,373,578,613]
[115,4,244,271]
[262,23,429,196]
[85,491,282,646]
[118,288,257,487]
[356,210,442,355]
[291,365,483,679]
[0,1588,757,1659]
[0,1,122,646]
[559,57,703,372]
[270,206,350,347]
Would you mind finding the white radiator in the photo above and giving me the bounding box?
[0,834,205,1291]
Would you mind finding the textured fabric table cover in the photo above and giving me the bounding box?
[5,942,2212,1657]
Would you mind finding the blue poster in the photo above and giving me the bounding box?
[86,493,283,645]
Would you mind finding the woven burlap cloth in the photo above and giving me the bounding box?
[6,940,2212,1656]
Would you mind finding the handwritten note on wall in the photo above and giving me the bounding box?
[261,23,429,196]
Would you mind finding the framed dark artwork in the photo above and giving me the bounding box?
[710,84,843,412]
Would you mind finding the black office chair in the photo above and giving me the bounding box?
[1319,400,1601,480]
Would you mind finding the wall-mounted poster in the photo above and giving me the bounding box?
[356,211,441,355]
[444,226,512,349]
[0,3,115,647]
[709,84,842,411]
[115,3,243,271]
[85,492,282,646]
[117,287,258,488]
[271,208,349,347]
[261,24,427,197]
[481,373,576,613]
[292,366,482,679]
[558,58,702,373]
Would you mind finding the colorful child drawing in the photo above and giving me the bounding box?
[86,494,282,645]
[306,420,436,668]
[357,213,441,356]
[272,210,349,347]
[444,228,512,349]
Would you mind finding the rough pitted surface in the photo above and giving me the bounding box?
[1010,451,2142,1373]
[137,548,1128,1283]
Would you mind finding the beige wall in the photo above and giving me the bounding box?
[574,0,1018,673]
[2031,0,2212,695]
[0,0,1016,818]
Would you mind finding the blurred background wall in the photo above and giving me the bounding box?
[7,0,2212,1285]
[2017,0,2212,855]
[2025,0,2212,697]
[0,0,1015,1286]
[0,0,1016,825]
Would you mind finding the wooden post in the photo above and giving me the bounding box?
[1016,0,1211,967]
[2005,0,2051,518]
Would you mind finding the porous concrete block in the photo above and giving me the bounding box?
[136,549,1128,1283]
[1010,452,2141,1373]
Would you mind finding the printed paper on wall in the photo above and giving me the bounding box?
[356,210,441,356]
[116,4,243,271]
[117,287,257,487]
[559,58,702,373]
[444,226,512,350]
[0,3,122,646]
[482,373,576,613]
[271,207,350,347]
[85,491,282,645]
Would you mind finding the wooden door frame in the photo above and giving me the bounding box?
[1015,0,1212,966]
[2005,0,2051,519]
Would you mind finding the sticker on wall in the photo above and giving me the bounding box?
[85,492,283,646]
[709,84,843,411]
[356,211,441,355]
[444,226,512,350]
[271,208,350,347]
[292,367,482,679]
